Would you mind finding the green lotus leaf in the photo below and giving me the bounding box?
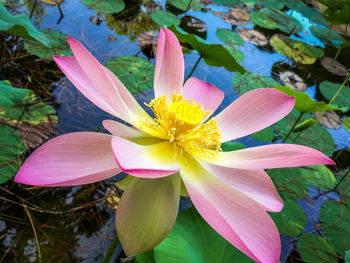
[250,126,274,141]
[0,80,30,108]
[211,0,241,7]
[270,34,324,64]
[298,233,338,263]
[135,250,156,263]
[335,170,350,202]
[319,81,350,108]
[151,10,180,27]
[80,0,125,13]
[105,56,155,94]
[261,0,285,9]
[344,117,350,133]
[300,165,336,191]
[216,28,243,46]
[250,8,302,34]
[221,141,246,151]
[167,0,204,11]
[169,25,245,74]
[310,26,344,48]
[319,201,350,257]
[224,46,244,62]
[346,251,350,263]
[323,4,350,25]
[232,72,278,95]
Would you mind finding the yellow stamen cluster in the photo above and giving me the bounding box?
[142,94,221,158]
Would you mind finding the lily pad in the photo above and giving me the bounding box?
[270,34,324,64]
[167,0,204,11]
[238,28,268,46]
[261,0,284,9]
[80,0,125,13]
[211,0,241,7]
[216,28,243,46]
[344,117,350,133]
[151,10,180,27]
[310,26,344,48]
[269,198,306,237]
[298,233,338,263]
[319,201,350,257]
[105,56,155,94]
[24,29,72,60]
[319,81,350,108]
[250,8,302,34]
[221,141,246,151]
[0,80,29,108]
[169,25,245,74]
[346,251,350,263]
[335,170,350,202]
[138,31,157,59]
[0,124,26,184]
[232,72,278,95]
[224,47,244,62]
[274,109,335,156]
[300,165,336,191]
[222,7,250,26]
[320,57,347,76]
[250,126,274,141]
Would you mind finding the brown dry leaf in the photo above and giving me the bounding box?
[137,31,157,59]
[331,24,350,37]
[279,71,307,91]
[238,28,267,46]
[320,57,347,76]
[40,0,64,5]
[313,111,342,129]
[223,7,250,26]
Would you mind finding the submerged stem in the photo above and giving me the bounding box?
[23,204,42,263]
[184,55,202,82]
[282,112,304,143]
[101,234,120,263]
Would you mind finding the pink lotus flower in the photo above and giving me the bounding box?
[15,29,334,263]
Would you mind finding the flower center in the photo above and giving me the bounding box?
[141,94,221,159]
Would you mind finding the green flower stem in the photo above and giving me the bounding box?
[334,24,347,59]
[185,0,194,13]
[101,234,120,263]
[282,111,304,143]
[184,55,202,83]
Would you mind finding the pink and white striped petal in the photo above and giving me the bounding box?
[179,155,281,263]
[201,144,335,169]
[215,88,295,142]
[15,132,121,186]
[183,77,224,120]
[103,120,145,138]
[199,161,283,212]
[111,136,180,178]
[154,28,184,100]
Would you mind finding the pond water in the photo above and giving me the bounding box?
[1,0,350,262]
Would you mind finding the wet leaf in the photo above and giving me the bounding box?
[250,8,302,34]
[344,117,350,133]
[319,81,350,108]
[0,124,26,184]
[232,72,278,95]
[169,25,246,74]
[250,126,274,141]
[274,109,335,156]
[270,34,324,64]
[300,165,336,191]
[105,56,155,94]
[298,233,338,263]
[221,141,246,151]
[151,10,180,27]
[24,29,72,60]
[216,28,243,46]
[269,198,306,237]
[167,0,204,11]
[310,26,344,48]
[153,207,254,263]
[80,0,125,13]
[319,201,350,257]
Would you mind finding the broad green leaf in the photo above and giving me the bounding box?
[0,2,51,47]
[154,207,254,263]
[269,168,309,199]
[216,28,243,46]
[135,250,156,263]
[251,126,274,141]
[274,109,335,156]
[310,26,344,48]
[335,170,350,202]
[300,165,336,191]
[0,125,26,184]
[261,0,284,9]
[0,80,30,108]
[232,72,278,95]
[211,0,241,7]
[151,10,180,27]
[319,201,350,257]
[269,198,306,237]
[274,85,343,113]
[344,117,350,133]
[169,25,245,74]
[293,119,317,132]
[318,0,349,8]
[24,29,72,60]
[298,233,338,263]
[270,34,324,64]
[323,4,350,25]
[346,250,350,263]
[250,8,302,34]
[105,56,155,94]
[80,0,125,13]
[167,0,204,11]
[319,81,350,108]
[221,141,246,151]
[224,46,244,62]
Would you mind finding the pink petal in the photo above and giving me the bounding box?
[111,136,180,178]
[179,156,281,263]
[103,120,145,137]
[15,132,121,186]
[199,161,283,212]
[183,77,224,120]
[202,144,335,169]
[215,88,295,142]
[154,28,184,99]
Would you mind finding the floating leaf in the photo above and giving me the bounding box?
[319,201,350,257]
[237,28,268,46]
[279,71,306,91]
[346,251,350,263]
[251,126,274,141]
[300,165,336,191]
[319,81,350,108]
[313,111,342,130]
[167,0,204,11]
[153,207,254,263]
[151,10,180,27]
[105,56,155,94]
[320,57,347,77]
[221,141,246,151]
[216,28,243,46]
[298,233,338,263]
[169,25,245,74]
[232,72,278,95]
[269,198,306,236]
[293,118,317,132]
[261,0,284,9]
[310,26,344,48]
[0,124,26,184]
[270,34,324,64]
[211,0,241,7]
[344,117,350,133]
[250,8,302,34]
[222,7,250,26]
[224,47,244,62]
[80,0,125,13]
[274,109,335,156]
[24,29,72,60]
[0,80,29,108]
[335,170,350,202]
